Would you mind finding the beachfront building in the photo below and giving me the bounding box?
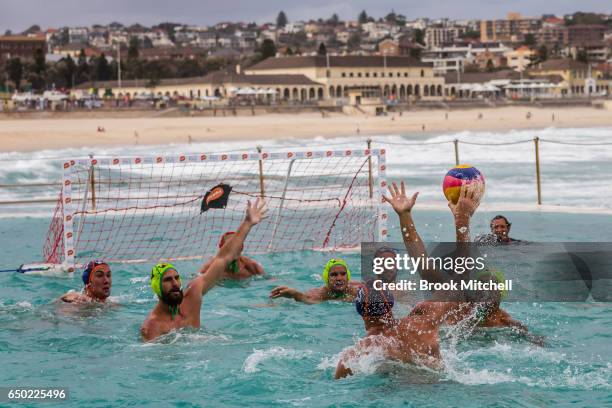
[72,56,443,102]
[244,55,444,100]
[527,59,610,96]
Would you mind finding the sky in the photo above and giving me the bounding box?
[1,0,611,32]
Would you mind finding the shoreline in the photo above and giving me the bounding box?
[1,105,612,152]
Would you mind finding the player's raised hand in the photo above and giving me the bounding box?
[382,181,419,215]
[448,183,482,221]
[245,197,267,225]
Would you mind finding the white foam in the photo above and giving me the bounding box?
[242,346,313,373]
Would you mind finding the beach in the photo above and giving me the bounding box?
[1,106,612,152]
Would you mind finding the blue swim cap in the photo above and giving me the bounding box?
[82,260,109,285]
[355,281,395,317]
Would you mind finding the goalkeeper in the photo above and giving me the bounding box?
[199,231,265,280]
[140,198,267,342]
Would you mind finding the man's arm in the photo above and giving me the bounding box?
[383,181,445,284]
[269,286,322,304]
[193,198,267,295]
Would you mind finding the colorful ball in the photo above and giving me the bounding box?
[443,165,485,204]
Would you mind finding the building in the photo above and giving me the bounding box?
[504,46,536,71]
[0,35,46,60]
[473,49,508,70]
[245,55,444,100]
[527,58,610,96]
[425,26,466,49]
[480,13,541,43]
[566,25,607,47]
[68,27,89,45]
[378,39,400,56]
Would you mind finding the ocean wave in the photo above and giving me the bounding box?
[242,346,313,373]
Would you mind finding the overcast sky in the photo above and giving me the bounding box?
[1,0,610,32]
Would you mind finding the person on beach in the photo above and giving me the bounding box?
[140,199,267,341]
[60,260,112,303]
[269,258,362,304]
[199,231,265,280]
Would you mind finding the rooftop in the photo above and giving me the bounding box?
[249,55,430,70]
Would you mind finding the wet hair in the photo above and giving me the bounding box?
[355,281,395,317]
[490,215,511,228]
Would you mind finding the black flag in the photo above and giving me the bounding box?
[201,183,232,213]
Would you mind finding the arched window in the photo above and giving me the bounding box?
[317,88,323,99]
[420,69,424,77]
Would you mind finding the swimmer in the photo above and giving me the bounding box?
[269,258,362,304]
[60,260,112,303]
[199,231,264,280]
[140,199,267,341]
[384,181,538,338]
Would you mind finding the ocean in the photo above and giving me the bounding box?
[0,127,610,407]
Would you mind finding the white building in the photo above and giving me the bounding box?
[68,27,89,45]
[425,26,466,49]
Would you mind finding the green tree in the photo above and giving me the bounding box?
[413,29,425,46]
[61,55,77,87]
[486,59,494,72]
[276,11,288,28]
[260,39,277,59]
[76,49,90,84]
[385,10,397,25]
[523,33,536,47]
[358,10,368,24]
[348,33,361,50]
[34,48,46,75]
[7,58,23,90]
[537,45,548,63]
[318,42,327,56]
[329,13,339,25]
[128,37,140,60]
[576,49,588,64]
[286,47,294,55]
[94,54,112,81]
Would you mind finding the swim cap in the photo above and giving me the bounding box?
[82,260,109,285]
[321,258,351,285]
[355,281,395,317]
[473,267,507,299]
[150,263,180,298]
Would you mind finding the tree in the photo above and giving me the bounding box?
[94,54,112,81]
[329,13,339,25]
[358,10,368,25]
[576,49,588,64]
[7,58,23,90]
[4,29,12,36]
[286,47,294,55]
[260,39,277,59]
[318,42,327,56]
[76,49,90,84]
[486,59,494,72]
[60,55,77,87]
[34,48,46,75]
[128,37,140,61]
[276,11,288,28]
[537,45,548,63]
[523,33,536,47]
[413,29,425,46]
[348,33,361,50]
[385,10,397,25]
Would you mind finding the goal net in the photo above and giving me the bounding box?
[42,148,388,271]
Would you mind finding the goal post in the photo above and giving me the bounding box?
[42,148,388,270]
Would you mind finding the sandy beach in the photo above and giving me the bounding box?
[1,106,612,152]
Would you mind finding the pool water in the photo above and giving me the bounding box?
[1,210,610,407]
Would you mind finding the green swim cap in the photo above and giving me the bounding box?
[151,263,180,298]
[321,258,351,285]
[474,267,507,299]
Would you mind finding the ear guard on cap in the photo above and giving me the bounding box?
[151,263,180,298]
[321,258,351,285]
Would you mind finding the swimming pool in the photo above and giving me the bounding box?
[0,209,610,407]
